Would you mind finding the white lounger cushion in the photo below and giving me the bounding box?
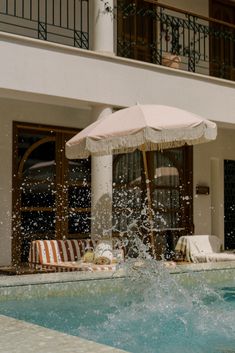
[175,235,235,263]
[192,252,235,263]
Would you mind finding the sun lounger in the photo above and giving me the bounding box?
[28,239,124,272]
[175,235,235,263]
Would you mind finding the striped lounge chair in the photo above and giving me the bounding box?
[28,239,121,272]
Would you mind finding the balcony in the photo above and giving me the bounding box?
[0,0,234,82]
[0,0,89,49]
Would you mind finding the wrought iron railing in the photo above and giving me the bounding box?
[0,0,89,49]
[117,1,235,81]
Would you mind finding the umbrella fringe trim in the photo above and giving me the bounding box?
[66,122,217,159]
[84,125,217,156]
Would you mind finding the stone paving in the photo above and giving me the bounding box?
[0,315,129,353]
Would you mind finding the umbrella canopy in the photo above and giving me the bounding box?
[66,104,217,159]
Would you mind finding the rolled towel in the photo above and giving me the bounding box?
[83,250,95,263]
[94,256,111,265]
[94,240,113,265]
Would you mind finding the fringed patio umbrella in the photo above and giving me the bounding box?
[66,104,217,257]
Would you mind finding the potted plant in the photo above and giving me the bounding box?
[161,23,182,69]
[161,52,181,69]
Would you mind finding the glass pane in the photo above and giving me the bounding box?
[113,209,142,233]
[21,183,56,207]
[154,167,179,187]
[113,151,144,232]
[152,189,180,210]
[20,211,55,263]
[113,151,143,185]
[68,212,91,234]
[18,129,55,180]
[18,130,54,164]
[21,211,55,234]
[68,186,91,208]
[68,159,91,182]
[153,211,179,229]
[113,187,143,210]
[23,160,55,182]
[152,150,181,186]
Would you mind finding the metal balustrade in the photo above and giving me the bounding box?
[0,0,89,49]
[117,1,235,81]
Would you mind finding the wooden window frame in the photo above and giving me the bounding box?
[12,122,91,265]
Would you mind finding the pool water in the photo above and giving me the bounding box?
[1,268,235,353]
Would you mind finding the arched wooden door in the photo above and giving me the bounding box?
[12,123,91,265]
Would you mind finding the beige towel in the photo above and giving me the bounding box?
[82,251,95,263]
[93,256,111,265]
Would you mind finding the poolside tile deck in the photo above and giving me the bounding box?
[0,315,129,353]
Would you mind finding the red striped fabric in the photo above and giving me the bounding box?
[29,239,97,266]
[37,241,44,265]
[70,240,78,261]
[57,240,65,262]
[64,240,71,261]
[51,241,58,263]
[43,241,51,263]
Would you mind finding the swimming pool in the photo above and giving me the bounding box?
[1,265,235,353]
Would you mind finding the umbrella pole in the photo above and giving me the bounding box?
[142,151,156,259]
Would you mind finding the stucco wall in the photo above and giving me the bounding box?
[194,127,235,247]
[160,0,208,15]
[1,33,235,125]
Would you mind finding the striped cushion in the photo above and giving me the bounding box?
[29,239,96,267]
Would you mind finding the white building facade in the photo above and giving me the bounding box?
[0,0,235,266]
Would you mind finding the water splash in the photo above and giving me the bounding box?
[76,264,235,353]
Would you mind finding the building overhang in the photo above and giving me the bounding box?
[0,31,235,126]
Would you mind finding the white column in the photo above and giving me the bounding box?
[91,0,114,54]
[91,106,113,240]
[90,2,114,240]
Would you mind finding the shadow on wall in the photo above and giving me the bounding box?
[91,193,112,239]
